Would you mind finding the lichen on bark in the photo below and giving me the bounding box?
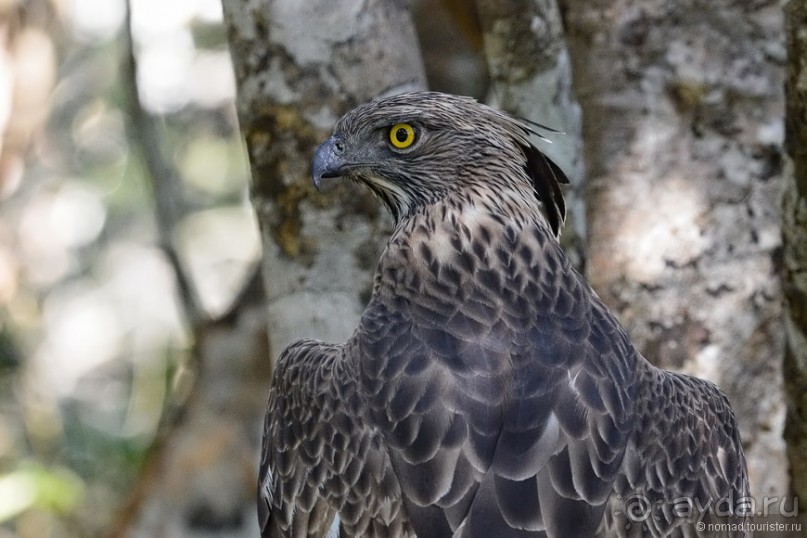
[222,0,426,353]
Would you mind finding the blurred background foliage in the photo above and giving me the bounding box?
[0,0,259,535]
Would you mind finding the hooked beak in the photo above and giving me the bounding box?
[312,136,346,191]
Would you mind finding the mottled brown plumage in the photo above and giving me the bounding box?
[258,92,749,537]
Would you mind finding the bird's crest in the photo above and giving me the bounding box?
[519,138,569,238]
[501,110,570,238]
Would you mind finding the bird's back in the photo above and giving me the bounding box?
[358,200,750,538]
[356,199,642,537]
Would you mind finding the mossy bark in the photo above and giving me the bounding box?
[222,0,426,354]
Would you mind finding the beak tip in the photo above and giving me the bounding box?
[311,136,342,191]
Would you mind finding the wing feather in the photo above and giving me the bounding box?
[258,341,413,538]
[601,367,751,537]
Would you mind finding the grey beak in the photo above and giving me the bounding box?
[312,136,345,191]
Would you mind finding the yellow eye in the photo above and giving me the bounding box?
[389,123,416,149]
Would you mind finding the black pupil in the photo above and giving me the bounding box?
[395,127,409,143]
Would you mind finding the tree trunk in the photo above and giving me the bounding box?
[561,0,788,502]
[222,0,426,357]
[783,0,807,517]
[475,0,587,269]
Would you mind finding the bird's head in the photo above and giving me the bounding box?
[312,91,569,236]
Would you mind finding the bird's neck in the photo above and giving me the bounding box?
[395,185,550,245]
[373,188,556,299]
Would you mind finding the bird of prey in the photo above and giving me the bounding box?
[258,92,750,537]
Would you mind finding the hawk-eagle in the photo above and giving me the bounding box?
[258,92,749,537]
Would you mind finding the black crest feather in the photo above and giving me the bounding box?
[521,141,569,238]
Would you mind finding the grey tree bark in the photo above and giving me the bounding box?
[214,0,425,532]
[783,0,807,516]
[561,0,788,504]
[475,0,587,269]
[222,0,426,358]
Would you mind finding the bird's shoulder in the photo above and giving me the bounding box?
[260,339,414,537]
[260,339,353,492]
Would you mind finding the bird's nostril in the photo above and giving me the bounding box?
[334,141,345,154]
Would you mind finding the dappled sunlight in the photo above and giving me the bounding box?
[36,282,121,396]
[591,113,712,289]
[130,0,232,113]
[176,206,260,315]
[135,30,197,113]
[66,0,126,41]
[619,175,708,284]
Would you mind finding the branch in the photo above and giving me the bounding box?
[103,3,211,536]
[121,0,206,329]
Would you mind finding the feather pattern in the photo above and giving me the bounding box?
[260,92,750,537]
